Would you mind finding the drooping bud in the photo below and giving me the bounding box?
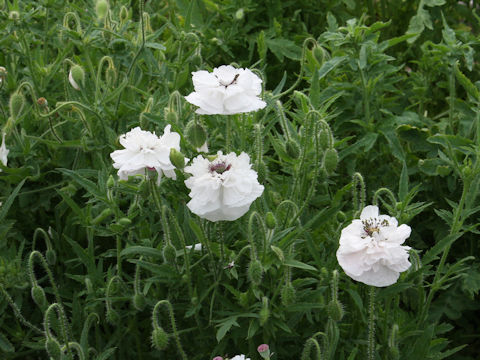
[323,148,338,175]
[69,65,85,90]
[312,45,326,66]
[327,299,344,321]
[9,11,20,21]
[46,249,57,265]
[185,120,207,149]
[318,129,330,150]
[95,0,109,20]
[107,175,115,189]
[105,65,116,87]
[31,285,47,308]
[285,139,300,159]
[248,259,263,285]
[265,212,276,230]
[280,283,296,306]
[119,6,129,23]
[170,148,186,170]
[151,327,169,350]
[162,243,177,265]
[165,108,178,124]
[132,293,146,311]
[45,337,62,360]
[270,245,284,262]
[37,97,48,109]
[9,92,25,121]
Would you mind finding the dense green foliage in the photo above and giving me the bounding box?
[1,0,480,359]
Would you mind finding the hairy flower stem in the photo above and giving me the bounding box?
[152,300,188,360]
[225,115,231,152]
[367,286,376,360]
[116,235,122,277]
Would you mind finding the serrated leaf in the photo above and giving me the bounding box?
[423,232,464,265]
[265,38,301,61]
[318,56,348,80]
[216,317,239,342]
[0,333,14,353]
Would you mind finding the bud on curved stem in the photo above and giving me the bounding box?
[352,172,366,217]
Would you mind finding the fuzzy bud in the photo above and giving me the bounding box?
[265,212,276,230]
[280,283,296,306]
[270,245,284,262]
[9,92,25,121]
[46,249,56,265]
[318,129,330,150]
[106,308,120,324]
[45,337,62,360]
[105,66,116,87]
[9,11,20,21]
[312,45,326,66]
[119,6,129,23]
[106,175,115,189]
[92,208,113,225]
[117,217,132,227]
[151,327,169,350]
[95,0,109,20]
[37,97,48,108]
[235,8,244,20]
[327,299,344,321]
[163,243,177,264]
[256,161,268,184]
[259,297,269,325]
[165,108,178,124]
[69,65,85,90]
[132,293,146,311]
[285,139,300,159]
[248,259,263,285]
[185,120,207,149]
[31,285,47,308]
[323,148,338,175]
[169,148,186,170]
[336,211,346,223]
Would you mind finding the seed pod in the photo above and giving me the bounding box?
[185,120,207,149]
[45,337,62,360]
[327,299,344,321]
[151,327,169,350]
[285,139,300,159]
[95,0,109,19]
[162,243,177,265]
[132,293,146,311]
[248,259,263,285]
[280,283,296,306]
[9,92,25,121]
[265,212,276,230]
[323,148,338,175]
[31,285,47,308]
[169,148,186,170]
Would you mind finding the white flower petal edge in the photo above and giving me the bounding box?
[68,70,80,90]
[336,205,412,287]
[110,125,185,181]
[230,355,251,360]
[0,133,9,171]
[184,151,264,222]
[185,65,266,115]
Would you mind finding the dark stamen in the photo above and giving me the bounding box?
[209,162,231,174]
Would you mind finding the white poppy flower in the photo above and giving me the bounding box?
[0,133,9,171]
[336,205,412,287]
[185,65,266,115]
[184,151,264,222]
[186,243,202,251]
[110,125,184,181]
[230,356,250,360]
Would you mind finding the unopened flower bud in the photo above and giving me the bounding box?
[256,161,268,183]
[151,327,169,350]
[117,217,132,227]
[280,283,296,306]
[170,148,186,170]
[163,243,177,264]
[69,65,85,90]
[285,139,300,159]
[106,66,116,87]
[235,8,244,20]
[323,148,338,175]
[45,337,62,360]
[213,357,223,360]
[185,120,207,148]
[312,45,326,66]
[257,344,271,359]
[92,208,114,225]
[238,291,249,308]
[265,211,276,229]
[9,92,25,121]
[270,245,284,262]
[119,6,129,23]
[37,97,48,108]
[132,293,146,311]
[107,175,115,189]
[248,259,263,285]
[31,285,47,308]
[106,308,120,324]
[9,11,20,21]
[327,299,344,321]
[318,129,330,150]
[336,211,346,223]
[46,249,56,265]
[165,108,178,124]
[95,0,109,20]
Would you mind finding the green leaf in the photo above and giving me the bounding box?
[265,38,302,61]
[120,246,163,258]
[423,232,464,265]
[284,259,317,272]
[424,0,446,6]
[454,63,480,102]
[0,333,14,353]
[216,317,240,342]
[318,56,348,80]
[58,168,105,200]
[399,161,408,200]
[0,179,25,222]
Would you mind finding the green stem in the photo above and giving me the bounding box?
[116,235,122,277]
[367,286,376,360]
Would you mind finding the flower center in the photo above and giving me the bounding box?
[216,73,240,87]
[362,218,389,237]
[209,161,231,174]
[139,145,155,154]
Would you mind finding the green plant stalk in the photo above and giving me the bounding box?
[367,286,376,360]
[116,235,122,277]
[359,65,371,127]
